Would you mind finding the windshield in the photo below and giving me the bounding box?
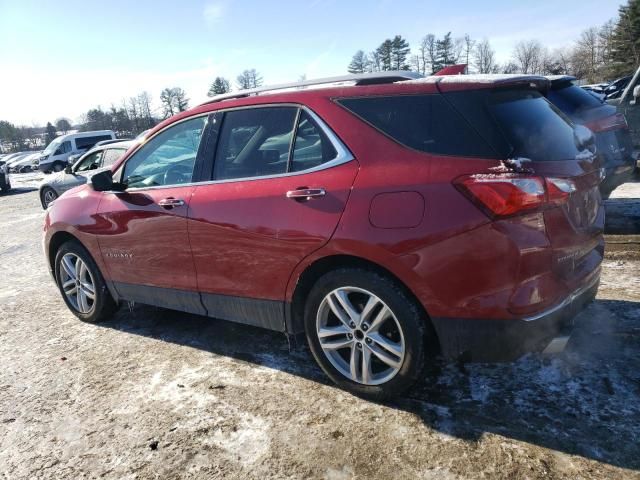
[547,82,603,115]
[43,138,63,155]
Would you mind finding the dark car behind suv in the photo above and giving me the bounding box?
[0,159,10,193]
[43,72,603,398]
[546,75,635,197]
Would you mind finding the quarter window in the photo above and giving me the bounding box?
[123,116,206,188]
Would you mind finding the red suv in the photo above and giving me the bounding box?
[44,72,604,398]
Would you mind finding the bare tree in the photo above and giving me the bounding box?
[55,118,72,134]
[512,40,544,74]
[236,69,263,90]
[462,34,476,68]
[474,39,498,74]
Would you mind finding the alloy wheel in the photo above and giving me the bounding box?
[59,253,96,314]
[43,189,57,207]
[316,287,405,385]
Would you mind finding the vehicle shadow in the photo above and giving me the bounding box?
[1,187,38,196]
[99,298,640,470]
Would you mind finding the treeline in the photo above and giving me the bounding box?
[348,0,637,82]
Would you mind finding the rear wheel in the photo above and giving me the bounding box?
[41,187,58,208]
[304,268,428,399]
[54,241,117,323]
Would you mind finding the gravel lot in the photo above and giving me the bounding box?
[1,174,639,479]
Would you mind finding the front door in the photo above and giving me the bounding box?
[94,115,209,313]
[188,106,358,329]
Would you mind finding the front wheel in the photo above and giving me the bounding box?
[52,161,65,172]
[54,241,117,323]
[304,268,428,399]
[41,187,58,208]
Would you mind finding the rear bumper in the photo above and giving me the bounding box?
[431,271,600,362]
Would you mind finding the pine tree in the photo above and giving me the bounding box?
[435,32,455,71]
[45,122,57,144]
[376,39,393,71]
[611,0,640,75]
[174,88,189,112]
[390,35,411,70]
[348,50,369,73]
[207,77,231,96]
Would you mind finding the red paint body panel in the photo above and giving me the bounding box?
[188,161,358,300]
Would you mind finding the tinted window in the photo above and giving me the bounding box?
[102,148,126,167]
[75,151,103,172]
[338,94,496,157]
[123,116,206,188]
[489,90,583,162]
[75,135,112,150]
[214,107,298,180]
[547,82,603,116]
[290,111,337,172]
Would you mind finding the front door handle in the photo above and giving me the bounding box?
[158,197,185,209]
[286,188,326,201]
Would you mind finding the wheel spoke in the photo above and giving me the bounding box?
[81,286,95,301]
[62,279,76,291]
[368,341,402,369]
[334,290,359,323]
[359,295,380,326]
[77,288,89,313]
[320,336,353,350]
[326,293,352,329]
[61,256,76,279]
[76,259,85,281]
[349,343,360,381]
[361,345,372,384]
[318,325,350,338]
[368,305,390,332]
[369,332,403,358]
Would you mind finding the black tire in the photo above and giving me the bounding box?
[52,161,65,172]
[304,268,429,400]
[40,187,58,209]
[54,240,118,323]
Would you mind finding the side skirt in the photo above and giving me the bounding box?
[112,281,286,332]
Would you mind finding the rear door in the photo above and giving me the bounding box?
[188,106,357,330]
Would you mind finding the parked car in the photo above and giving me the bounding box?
[0,159,10,193]
[9,151,42,173]
[546,75,635,196]
[604,75,632,101]
[39,130,116,173]
[607,66,640,166]
[39,141,133,208]
[44,72,603,398]
[5,152,31,169]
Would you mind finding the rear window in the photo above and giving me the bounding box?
[488,89,582,162]
[547,82,603,116]
[337,94,497,158]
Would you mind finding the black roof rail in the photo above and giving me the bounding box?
[201,71,423,105]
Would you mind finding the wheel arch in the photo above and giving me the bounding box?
[286,254,439,352]
[47,230,81,275]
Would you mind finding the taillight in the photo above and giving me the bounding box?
[584,113,628,133]
[454,175,576,218]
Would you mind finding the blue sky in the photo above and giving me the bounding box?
[0,0,621,125]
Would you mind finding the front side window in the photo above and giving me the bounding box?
[123,116,206,188]
[55,140,72,156]
[75,151,103,172]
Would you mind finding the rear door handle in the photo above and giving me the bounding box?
[286,188,326,200]
[158,197,185,209]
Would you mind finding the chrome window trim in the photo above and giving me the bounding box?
[113,103,354,193]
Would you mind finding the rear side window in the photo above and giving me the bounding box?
[337,94,496,158]
[290,111,337,172]
[547,82,603,116]
[75,135,112,150]
[488,90,582,162]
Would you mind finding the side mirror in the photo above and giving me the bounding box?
[91,170,125,192]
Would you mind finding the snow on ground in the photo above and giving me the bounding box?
[0,182,639,479]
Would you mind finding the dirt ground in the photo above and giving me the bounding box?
[1,174,639,479]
